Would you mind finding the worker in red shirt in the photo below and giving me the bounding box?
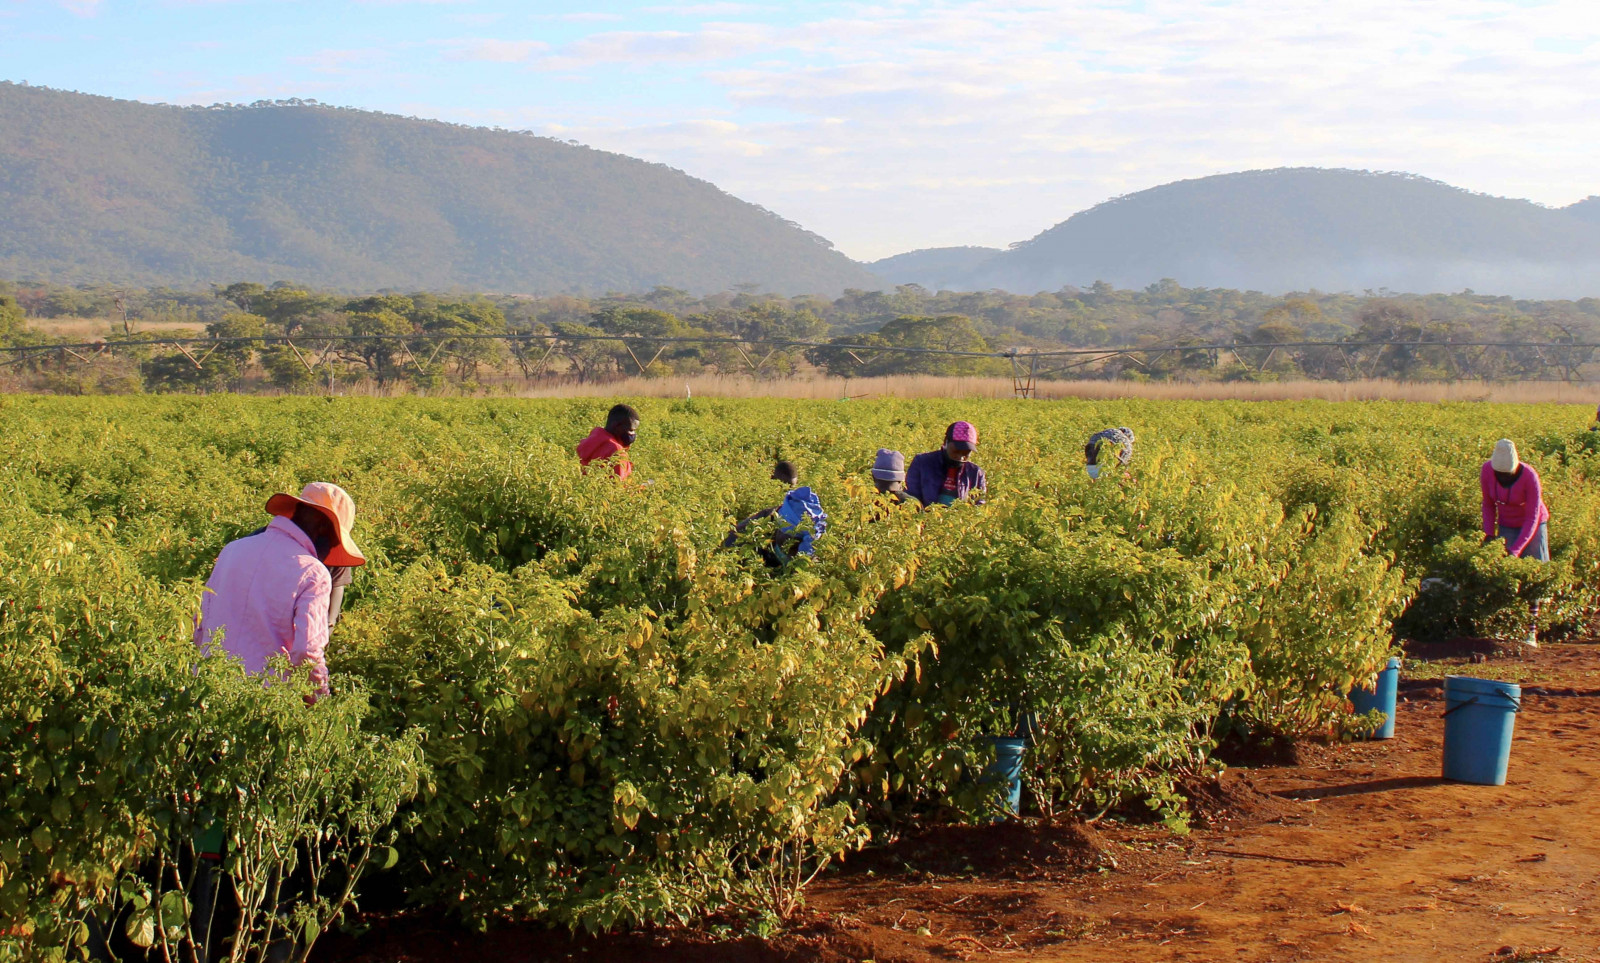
[577,404,639,478]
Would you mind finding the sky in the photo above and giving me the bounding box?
[2,0,1598,261]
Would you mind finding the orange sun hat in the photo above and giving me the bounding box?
[265,482,366,567]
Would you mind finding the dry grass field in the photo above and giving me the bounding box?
[493,374,1600,405]
[24,317,203,339]
[19,317,1600,405]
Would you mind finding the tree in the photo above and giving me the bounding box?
[870,315,1000,376]
[552,321,621,382]
[343,310,414,386]
[0,294,26,347]
[591,307,691,376]
[261,346,319,391]
[419,300,509,380]
[218,282,267,314]
[252,287,337,335]
[806,332,890,378]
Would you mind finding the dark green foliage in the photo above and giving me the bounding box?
[8,272,1600,392]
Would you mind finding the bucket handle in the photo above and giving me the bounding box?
[1441,692,1522,718]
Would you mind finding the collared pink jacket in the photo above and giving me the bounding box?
[193,515,332,691]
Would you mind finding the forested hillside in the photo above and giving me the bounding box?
[876,170,1600,298]
[0,83,879,296]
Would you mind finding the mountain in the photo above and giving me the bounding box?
[950,169,1600,298]
[1566,197,1600,225]
[867,246,1003,290]
[0,83,879,296]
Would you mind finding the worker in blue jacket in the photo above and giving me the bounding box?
[723,460,828,565]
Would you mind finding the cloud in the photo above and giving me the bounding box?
[31,0,1600,259]
[534,11,625,21]
[534,23,786,70]
[478,0,1600,258]
[444,38,550,63]
[287,46,405,75]
[641,3,770,14]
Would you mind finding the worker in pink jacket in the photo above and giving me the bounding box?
[1481,439,1550,561]
[193,482,366,694]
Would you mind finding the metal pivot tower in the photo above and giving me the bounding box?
[1009,350,1038,399]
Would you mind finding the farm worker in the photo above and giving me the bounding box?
[241,533,356,627]
[1084,427,1135,480]
[577,403,639,478]
[871,448,910,504]
[723,460,828,565]
[905,421,986,508]
[193,482,365,697]
[1481,439,1550,562]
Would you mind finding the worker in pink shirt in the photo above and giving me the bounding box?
[1480,439,1550,562]
[193,482,366,695]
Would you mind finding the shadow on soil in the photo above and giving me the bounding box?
[1273,775,1448,801]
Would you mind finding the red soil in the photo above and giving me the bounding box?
[317,643,1600,963]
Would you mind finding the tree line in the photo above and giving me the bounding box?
[4,277,1600,393]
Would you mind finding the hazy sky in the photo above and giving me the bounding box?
[3,0,1598,260]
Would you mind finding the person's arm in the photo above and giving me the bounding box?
[327,566,353,627]
[1480,465,1497,539]
[971,465,987,503]
[724,508,776,547]
[291,568,333,696]
[1507,470,1543,557]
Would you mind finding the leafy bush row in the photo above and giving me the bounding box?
[5,395,1600,957]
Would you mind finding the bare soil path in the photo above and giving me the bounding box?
[320,644,1600,963]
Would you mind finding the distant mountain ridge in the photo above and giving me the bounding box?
[0,83,879,295]
[865,247,1002,291]
[1566,196,1600,225]
[873,169,1600,298]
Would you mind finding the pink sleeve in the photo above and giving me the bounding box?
[1507,470,1543,557]
[291,566,332,695]
[1480,464,1496,537]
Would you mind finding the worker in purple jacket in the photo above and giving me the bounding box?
[1481,439,1550,561]
[905,421,986,508]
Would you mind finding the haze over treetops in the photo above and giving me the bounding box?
[4,84,1599,299]
[874,170,1600,299]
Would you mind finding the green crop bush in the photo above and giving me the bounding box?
[0,511,423,963]
[334,502,928,932]
[7,394,1600,951]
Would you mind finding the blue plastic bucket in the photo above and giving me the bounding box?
[982,736,1027,816]
[1349,657,1402,739]
[1442,676,1521,785]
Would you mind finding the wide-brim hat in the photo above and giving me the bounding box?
[266,482,365,567]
